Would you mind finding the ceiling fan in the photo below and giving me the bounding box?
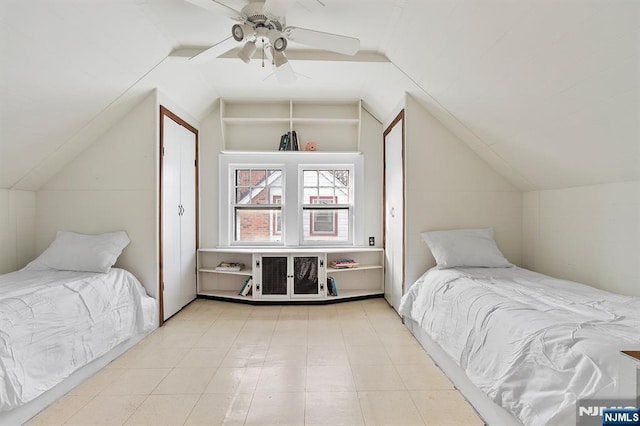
[184,0,360,83]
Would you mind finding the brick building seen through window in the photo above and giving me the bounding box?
[233,168,350,243]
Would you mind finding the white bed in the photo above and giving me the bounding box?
[0,231,157,425]
[400,266,640,426]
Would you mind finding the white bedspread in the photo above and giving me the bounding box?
[0,268,156,412]
[399,267,640,426]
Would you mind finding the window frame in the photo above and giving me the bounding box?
[299,165,354,245]
[227,164,286,246]
[219,152,364,247]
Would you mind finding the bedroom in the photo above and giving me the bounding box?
[1,0,639,425]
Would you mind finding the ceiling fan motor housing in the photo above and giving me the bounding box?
[234,2,288,51]
[232,23,256,42]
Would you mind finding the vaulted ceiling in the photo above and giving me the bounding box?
[1,0,638,191]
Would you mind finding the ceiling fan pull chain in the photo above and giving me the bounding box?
[261,39,265,68]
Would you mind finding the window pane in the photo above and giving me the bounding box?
[303,187,318,203]
[235,208,282,242]
[236,187,251,204]
[236,169,250,186]
[251,169,266,186]
[302,208,349,242]
[335,188,349,204]
[267,169,280,180]
[318,170,334,187]
[303,170,318,187]
[334,170,349,186]
[269,188,283,203]
[319,186,335,197]
[250,188,269,204]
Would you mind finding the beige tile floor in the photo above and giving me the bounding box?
[27,298,485,426]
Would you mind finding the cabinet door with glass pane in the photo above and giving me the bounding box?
[291,255,325,298]
[253,253,326,300]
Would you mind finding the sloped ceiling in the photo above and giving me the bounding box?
[1,0,638,191]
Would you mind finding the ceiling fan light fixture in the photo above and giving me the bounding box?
[273,37,287,52]
[238,40,256,63]
[232,23,255,42]
[273,50,288,68]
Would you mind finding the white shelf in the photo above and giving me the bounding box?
[222,117,290,124]
[292,118,360,124]
[198,290,253,301]
[327,265,383,273]
[329,289,384,300]
[199,268,252,276]
[200,247,382,254]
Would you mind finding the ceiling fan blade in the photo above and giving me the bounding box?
[263,45,296,84]
[274,61,296,84]
[284,27,359,56]
[184,0,245,20]
[190,36,238,63]
[263,0,297,18]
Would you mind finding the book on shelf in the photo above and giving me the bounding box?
[329,259,359,269]
[239,276,253,296]
[327,276,338,296]
[216,261,244,272]
[278,131,299,151]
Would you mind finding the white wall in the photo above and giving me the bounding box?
[198,100,383,248]
[0,189,36,274]
[395,94,522,287]
[199,101,223,248]
[360,108,384,247]
[37,91,159,297]
[522,181,640,296]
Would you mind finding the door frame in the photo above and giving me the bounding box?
[383,109,405,307]
[159,105,199,326]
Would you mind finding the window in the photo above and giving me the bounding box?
[233,168,283,243]
[220,152,363,246]
[302,169,352,243]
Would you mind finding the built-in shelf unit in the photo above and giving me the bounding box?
[198,247,383,303]
[220,98,362,152]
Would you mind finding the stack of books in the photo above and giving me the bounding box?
[278,131,299,151]
[330,259,359,269]
[216,261,244,272]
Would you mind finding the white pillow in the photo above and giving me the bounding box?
[34,231,130,273]
[421,228,512,269]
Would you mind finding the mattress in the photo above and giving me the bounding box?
[399,266,640,426]
[0,267,156,412]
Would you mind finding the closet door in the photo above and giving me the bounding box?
[179,129,197,309]
[383,111,405,312]
[161,107,198,322]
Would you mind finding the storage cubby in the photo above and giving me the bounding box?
[292,100,359,120]
[325,248,384,299]
[197,249,253,301]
